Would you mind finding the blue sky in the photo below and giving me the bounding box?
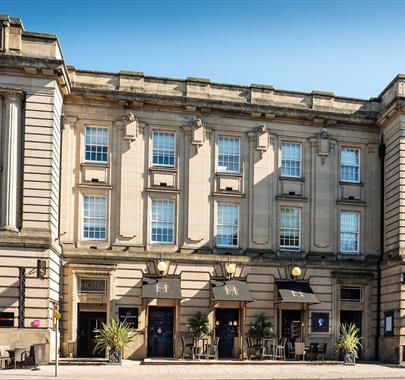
[2,0,405,98]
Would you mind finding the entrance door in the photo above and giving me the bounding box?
[340,310,362,359]
[77,311,107,357]
[215,308,239,359]
[147,306,174,358]
[281,310,302,343]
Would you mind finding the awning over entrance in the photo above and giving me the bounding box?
[211,279,253,302]
[142,277,182,300]
[276,281,320,304]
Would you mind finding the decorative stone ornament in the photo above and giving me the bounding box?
[122,112,145,141]
[189,116,206,146]
[255,124,269,156]
[316,128,330,163]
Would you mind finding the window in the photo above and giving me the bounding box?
[340,211,360,254]
[217,204,239,247]
[280,207,301,250]
[341,148,360,183]
[340,287,363,302]
[281,142,302,178]
[85,127,108,163]
[79,278,107,294]
[83,195,107,240]
[152,131,175,167]
[384,311,394,336]
[151,200,175,243]
[218,136,240,173]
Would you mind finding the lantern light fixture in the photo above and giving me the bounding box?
[157,260,167,275]
[291,266,301,278]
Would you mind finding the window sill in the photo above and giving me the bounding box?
[146,187,180,194]
[279,176,305,182]
[336,199,366,206]
[212,191,244,198]
[340,181,363,187]
[81,161,109,168]
[149,166,177,172]
[276,194,307,202]
[216,171,243,177]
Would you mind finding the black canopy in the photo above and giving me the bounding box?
[142,277,182,300]
[211,279,253,302]
[276,281,319,304]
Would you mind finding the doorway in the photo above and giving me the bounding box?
[215,308,239,359]
[147,306,174,358]
[281,309,302,343]
[340,310,362,359]
[77,311,107,357]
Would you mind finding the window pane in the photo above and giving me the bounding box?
[151,200,175,243]
[216,204,239,247]
[85,127,109,163]
[218,137,240,173]
[281,143,302,177]
[341,148,360,182]
[83,195,107,240]
[280,207,301,250]
[152,131,176,166]
[340,211,359,253]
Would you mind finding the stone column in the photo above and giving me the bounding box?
[1,92,22,231]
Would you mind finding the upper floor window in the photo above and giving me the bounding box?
[340,287,363,302]
[340,211,359,254]
[151,200,175,243]
[83,195,107,240]
[281,142,302,178]
[216,203,239,247]
[85,127,108,163]
[341,148,360,183]
[152,131,175,167]
[218,136,240,173]
[280,207,301,250]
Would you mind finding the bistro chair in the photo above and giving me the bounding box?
[13,348,28,369]
[245,337,258,360]
[274,337,287,360]
[262,338,276,360]
[308,342,319,361]
[205,337,219,360]
[180,336,193,359]
[294,342,306,360]
[0,346,11,369]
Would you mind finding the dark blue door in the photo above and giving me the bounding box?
[147,306,174,357]
[215,308,239,358]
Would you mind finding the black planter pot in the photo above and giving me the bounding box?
[108,349,122,365]
[343,352,356,365]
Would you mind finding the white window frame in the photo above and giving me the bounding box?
[340,147,360,183]
[84,126,109,164]
[152,131,176,167]
[339,211,360,254]
[217,136,241,173]
[216,203,239,248]
[150,199,175,244]
[82,195,108,241]
[279,207,301,251]
[281,142,302,178]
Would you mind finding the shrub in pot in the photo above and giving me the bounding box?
[188,311,211,338]
[248,313,274,344]
[335,322,362,365]
[93,319,134,364]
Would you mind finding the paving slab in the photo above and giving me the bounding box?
[0,362,404,380]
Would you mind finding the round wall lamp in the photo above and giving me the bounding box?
[291,266,301,278]
[157,260,167,275]
[225,263,236,276]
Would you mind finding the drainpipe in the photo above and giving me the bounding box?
[58,113,65,355]
[376,136,385,360]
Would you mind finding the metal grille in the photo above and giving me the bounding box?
[18,267,26,328]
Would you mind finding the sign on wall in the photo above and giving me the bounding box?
[0,312,14,327]
[118,307,138,329]
[79,278,107,294]
[311,312,329,333]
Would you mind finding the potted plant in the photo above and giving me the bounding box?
[188,311,211,338]
[335,322,362,365]
[93,319,134,364]
[248,313,274,344]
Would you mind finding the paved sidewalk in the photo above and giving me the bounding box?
[0,362,405,380]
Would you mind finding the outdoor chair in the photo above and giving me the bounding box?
[317,343,327,360]
[274,337,287,360]
[287,341,295,359]
[180,336,193,359]
[245,337,258,360]
[0,346,11,369]
[308,342,319,361]
[205,337,219,360]
[294,342,306,360]
[13,348,29,369]
[262,338,276,360]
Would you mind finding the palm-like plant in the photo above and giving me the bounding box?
[248,313,274,341]
[93,319,134,363]
[188,311,211,338]
[335,322,362,364]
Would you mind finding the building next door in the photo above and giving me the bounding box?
[77,310,107,357]
[215,308,239,359]
[147,306,174,358]
[340,310,362,359]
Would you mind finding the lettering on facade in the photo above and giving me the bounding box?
[79,278,107,294]
[155,282,169,294]
[224,284,239,296]
[291,290,304,298]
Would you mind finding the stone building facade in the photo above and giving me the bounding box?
[0,15,404,363]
